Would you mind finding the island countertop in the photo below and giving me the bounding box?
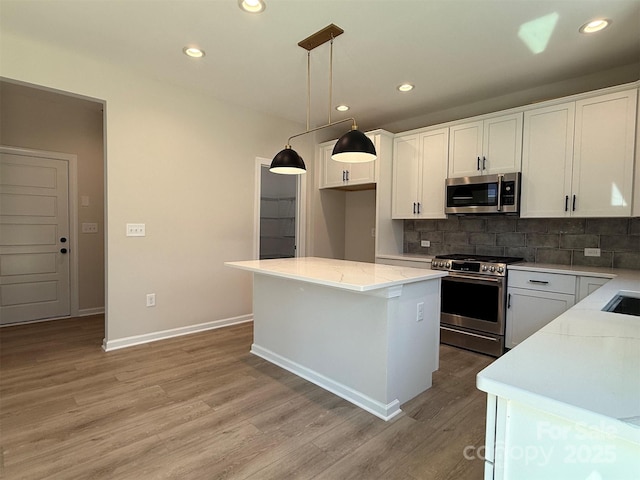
[477,268,640,441]
[225,257,446,292]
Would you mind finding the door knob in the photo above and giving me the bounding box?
[60,248,68,254]
[60,237,67,243]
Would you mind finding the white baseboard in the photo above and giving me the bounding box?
[79,307,105,316]
[250,343,402,422]
[102,314,253,352]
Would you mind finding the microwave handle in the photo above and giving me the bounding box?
[496,174,503,211]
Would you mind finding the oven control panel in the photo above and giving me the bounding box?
[432,260,507,276]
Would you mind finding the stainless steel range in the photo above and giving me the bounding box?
[432,254,523,357]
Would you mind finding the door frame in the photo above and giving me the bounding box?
[0,145,80,318]
[253,157,306,260]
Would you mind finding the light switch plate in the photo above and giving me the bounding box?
[126,223,146,237]
[421,240,431,247]
[584,248,601,257]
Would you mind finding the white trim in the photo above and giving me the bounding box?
[102,314,253,351]
[250,343,403,421]
[0,145,80,317]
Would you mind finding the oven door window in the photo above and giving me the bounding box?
[441,276,500,322]
[447,182,498,208]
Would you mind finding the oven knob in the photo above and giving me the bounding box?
[445,262,451,268]
[482,265,488,271]
[497,266,504,273]
[489,266,496,272]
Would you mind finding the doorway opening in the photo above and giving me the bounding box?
[254,158,306,260]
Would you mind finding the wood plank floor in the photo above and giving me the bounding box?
[0,315,494,479]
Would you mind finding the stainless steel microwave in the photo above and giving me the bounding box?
[445,172,521,214]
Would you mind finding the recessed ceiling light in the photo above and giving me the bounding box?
[183,47,205,58]
[397,83,414,92]
[336,105,350,112]
[238,0,265,13]
[579,18,611,34]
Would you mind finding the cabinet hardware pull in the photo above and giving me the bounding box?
[528,279,549,285]
[507,293,511,308]
[417,202,421,214]
[346,170,349,182]
[565,195,569,212]
[483,156,487,170]
[477,157,481,171]
[572,194,576,211]
[413,202,416,214]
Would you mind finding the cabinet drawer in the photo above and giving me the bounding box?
[508,270,576,294]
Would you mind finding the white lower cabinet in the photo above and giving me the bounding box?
[505,270,575,349]
[576,275,610,302]
[485,395,638,479]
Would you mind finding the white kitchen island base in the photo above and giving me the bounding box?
[226,257,445,421]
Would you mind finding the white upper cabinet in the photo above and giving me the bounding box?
[392,127,448,219]
[572,90,637,217]
[448,112,523,177]
[319,136,377,189]
[521,88,637,217]
[521,102,575,217]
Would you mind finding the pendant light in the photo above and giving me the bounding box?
[270,24,377,175]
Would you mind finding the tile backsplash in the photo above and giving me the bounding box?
[404,217,640,270]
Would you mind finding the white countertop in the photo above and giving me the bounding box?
[225,257,445,292]
[509,262,618,278]
[478,268,640,441]
[375,254,433,264]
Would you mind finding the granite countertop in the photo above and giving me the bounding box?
[477,267,640,442]
[225,257,445,292]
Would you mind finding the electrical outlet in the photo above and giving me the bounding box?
[82,222,98,233]
[584,248,601,257]
[146,293,156,307]
[126,223,146,237]
[421,240,430,247]
[416,302,424,322]
[371,228,376,238]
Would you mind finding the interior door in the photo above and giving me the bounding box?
[0,152,71,324]
[258,162,298,259]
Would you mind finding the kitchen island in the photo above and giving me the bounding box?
[225,257,446,420]
[477,268,640,479]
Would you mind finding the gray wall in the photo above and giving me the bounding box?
[405,217,640,270]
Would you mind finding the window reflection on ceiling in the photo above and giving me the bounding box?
[518,12,560,55]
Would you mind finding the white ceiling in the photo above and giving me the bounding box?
[2,0,639,133]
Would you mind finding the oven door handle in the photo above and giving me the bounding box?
[442,274,503,284]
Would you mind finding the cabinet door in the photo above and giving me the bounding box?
[418,128,448,218]
[448,120,483,177]
[483,112,523,174]
[506,288,575,349]
[572,89,637,217]
[521,102,575,218]
[345,159,376,185]
[392,134,421,218]
[576,276,610,302]
[319,144,346,188]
